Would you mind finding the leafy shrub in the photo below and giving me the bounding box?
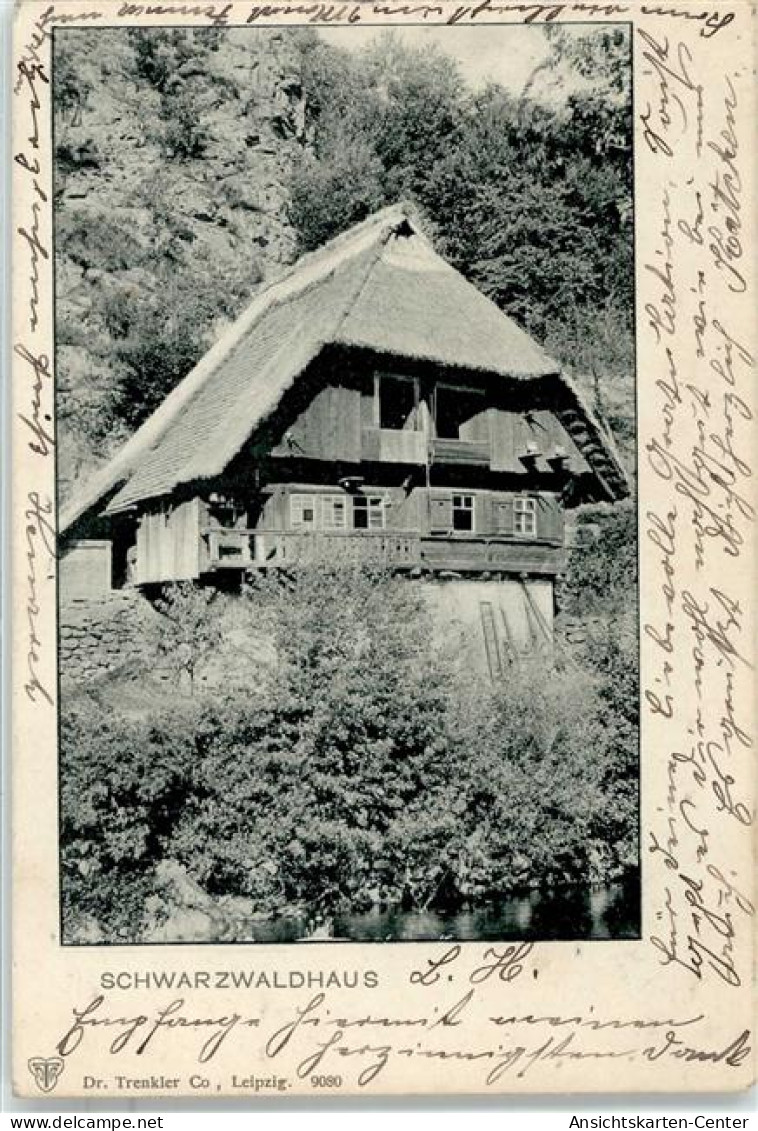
[56,211,142,274]
[60,697,199,942]
[563,501,638,618]
[160,87,211,160]
[140,582,228,692]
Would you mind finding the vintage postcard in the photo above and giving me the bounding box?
[10,0,755,1099]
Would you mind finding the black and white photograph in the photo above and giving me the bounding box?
[53,23,638,947]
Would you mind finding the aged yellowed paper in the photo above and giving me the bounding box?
[11,0,756,1098]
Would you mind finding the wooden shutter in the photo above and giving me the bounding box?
[537,494,563,542]
[475,492,492,535]
[459,401,490,444]
[490,410,518,472]
[428,492,453,533]
[492,496,514,536]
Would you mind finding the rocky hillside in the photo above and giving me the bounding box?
[54,28,312,496]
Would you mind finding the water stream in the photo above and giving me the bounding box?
[239,876,640,943]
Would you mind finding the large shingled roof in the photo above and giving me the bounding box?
[61,203,628,529]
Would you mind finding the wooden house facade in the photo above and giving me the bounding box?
[60,205,629,658]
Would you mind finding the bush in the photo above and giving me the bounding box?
[60,565,638,942]
[563,501,638,618]
[60,697,199,942]
[140,582,228,692]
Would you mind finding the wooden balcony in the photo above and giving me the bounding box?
[203,528,565,577]
[361,427,427,464]
[360,428,492,467]
[204,528,421,570]
[420,537,565,576]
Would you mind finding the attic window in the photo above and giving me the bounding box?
[435,384,485,439]
[376,373,419,431]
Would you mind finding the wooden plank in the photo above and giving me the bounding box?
[270,383,362,461]
[420,539,565,575]
[480,601,503,680]
[499,605,515,661]
[361,428,426,463]
[537,493,563,542]
[540,410,588,471]
[519,579,553,645]
[361,384,375,428]
[135,503,201,584]
[331,385,362,462]
[172,498,201,581]
[197,499,211,573]
[432,437,490,465]
[145,512,156,583]
[166,507,177,580]
[384,485,414,530]
[135,517,147,585]
[475,492,491,535]
[164,506,176,581]
[144,511,157,584]
[361,428,381,460]
[460,407,491,446]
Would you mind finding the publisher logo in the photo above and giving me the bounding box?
[28,1056,64,1093]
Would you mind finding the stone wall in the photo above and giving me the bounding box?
[58,588,262,691]
[59,590,161,684]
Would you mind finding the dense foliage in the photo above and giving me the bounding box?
[61,564,637,943]
[292,30,632,335]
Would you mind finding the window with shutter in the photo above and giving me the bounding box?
[537,494,563,541]
[514,497,537,537]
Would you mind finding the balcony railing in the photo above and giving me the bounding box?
[361,427,427,464]
[431,437,491,465]
[204,528,422,570]
[203,527,565,577]
[360,428,492,467]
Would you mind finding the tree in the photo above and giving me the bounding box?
[141,583,228,692]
